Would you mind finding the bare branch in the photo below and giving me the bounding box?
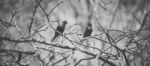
[51,55,70,66]
[48,1,64,15]
[29,0,42,36]
[74,57,95,66]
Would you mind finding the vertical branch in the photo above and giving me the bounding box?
[137,10,150,34]
[28,0,42,36]
[122,50,130,66]
[15,52,22,65]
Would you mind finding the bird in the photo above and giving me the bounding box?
[83,22,93,38]
[51,21,67,42]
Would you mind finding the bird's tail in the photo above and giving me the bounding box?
[51,36,56,42]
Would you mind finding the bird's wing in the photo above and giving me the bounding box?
[83,26,93,38]
[51,22,66,42]
[51,26,61,42]
[57,25,65,33]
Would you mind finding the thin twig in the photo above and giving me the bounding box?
[29,0,42,36]
[48,1,64,15]
[74,57,95,66]
[51,55,70,66]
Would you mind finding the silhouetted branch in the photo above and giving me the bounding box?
[74,57,95,66]
[48,1,64,15]
[0,36,116,66]
[51,55,70,66]
[29,0,42,36]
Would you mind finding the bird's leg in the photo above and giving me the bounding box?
[87,38,90,46]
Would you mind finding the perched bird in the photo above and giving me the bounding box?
[83,22,93,38]
[51,21,67,42]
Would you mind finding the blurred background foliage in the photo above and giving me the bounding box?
[0,0,150,66]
